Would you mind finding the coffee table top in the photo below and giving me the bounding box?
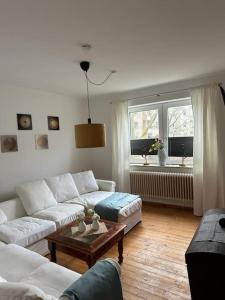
[47,219,126,253]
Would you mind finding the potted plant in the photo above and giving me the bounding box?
[150,139,166,166]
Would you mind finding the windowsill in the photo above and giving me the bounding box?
[129,163,193,173]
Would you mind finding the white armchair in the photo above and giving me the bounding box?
[96,179,116,192]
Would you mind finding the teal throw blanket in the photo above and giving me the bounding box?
[61,260,123,300]
[95,192,139,222]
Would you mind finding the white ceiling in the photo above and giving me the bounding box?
[0,0,225,97]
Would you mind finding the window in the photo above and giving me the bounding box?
[130,109,159,139]
[129,98,194,166]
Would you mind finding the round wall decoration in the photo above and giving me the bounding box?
[17,114,32,130]
[48,116,60,130]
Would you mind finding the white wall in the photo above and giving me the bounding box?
[0,85,90,200]
[89,71,225,180]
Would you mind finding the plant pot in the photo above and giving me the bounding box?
[92,219,100,231]
[158,149,167,166]
[78,220,86,233]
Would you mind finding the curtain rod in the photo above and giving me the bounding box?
[123,82,222,102]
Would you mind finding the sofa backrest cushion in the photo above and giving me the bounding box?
[0,209,7,225]
[45,173,79,203]
[16,180,57,215]
[72,170,99,195]
[0,198,26,221]
[0,282,57,300]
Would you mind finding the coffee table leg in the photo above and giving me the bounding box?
[48,241,56,263]
[87,256,96,268]
[118,238,124,264]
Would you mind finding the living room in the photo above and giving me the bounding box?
[0,1,225,299]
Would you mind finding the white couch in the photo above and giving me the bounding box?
[0,243,121,299]
[0,171,142,255]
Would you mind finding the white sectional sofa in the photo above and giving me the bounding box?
[0,171,142,255]
[0,243,121,299]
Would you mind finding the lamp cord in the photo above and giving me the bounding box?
[85,70,114,86]
[85,72,91,122]
[83,68,115,123]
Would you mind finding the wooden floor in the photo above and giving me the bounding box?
[53,203,200,300]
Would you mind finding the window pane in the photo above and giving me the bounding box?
[168,105,194,137]
[167,104,193,166]
[130,109,159,139]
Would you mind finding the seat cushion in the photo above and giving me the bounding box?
[0,282,57,300]
[16,180,57,215]
[0,217,56,247]
[72,170,99,195]
[0,244,49,282]
[45,173,79,203]
[78,191,142,218]
[78,191,113,209]
[33,204,84,228]
[21,262,81,298]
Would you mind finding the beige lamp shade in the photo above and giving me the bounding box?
[75,123,106,148]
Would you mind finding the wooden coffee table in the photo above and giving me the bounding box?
[47,219,126,268]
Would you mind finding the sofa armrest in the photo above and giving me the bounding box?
[104,258,121,276]
[96,179,116,192]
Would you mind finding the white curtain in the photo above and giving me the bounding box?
[191,84,225,216]
[112,101,131,193]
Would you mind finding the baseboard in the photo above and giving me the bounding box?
[143,199,194,211]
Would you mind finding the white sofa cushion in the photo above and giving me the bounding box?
[0,208,7,224]
[21,262,81,298]
[45,173,79,203]
[33,203,84,228]
[0,217,56,247]
[0,244,48,282]
[77,191,113,209]
[0,198,27,221]
[0,282,56,300]
[72,170,99,195]
[16,180,57,215]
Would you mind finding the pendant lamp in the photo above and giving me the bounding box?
[75,61,114,148]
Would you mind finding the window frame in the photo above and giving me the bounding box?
[129,97,193,166]
[129,103,163,141]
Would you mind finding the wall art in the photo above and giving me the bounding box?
[1,135,18,153]
[17,114,32,130]
[35,134,49,150]
[48,116,60,130]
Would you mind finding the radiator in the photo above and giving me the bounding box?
[130,171,193,207]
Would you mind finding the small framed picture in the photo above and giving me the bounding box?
[48,116,60,130]
[1,135,18,153]
[35,134,49,150]
[17,114,32,130]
